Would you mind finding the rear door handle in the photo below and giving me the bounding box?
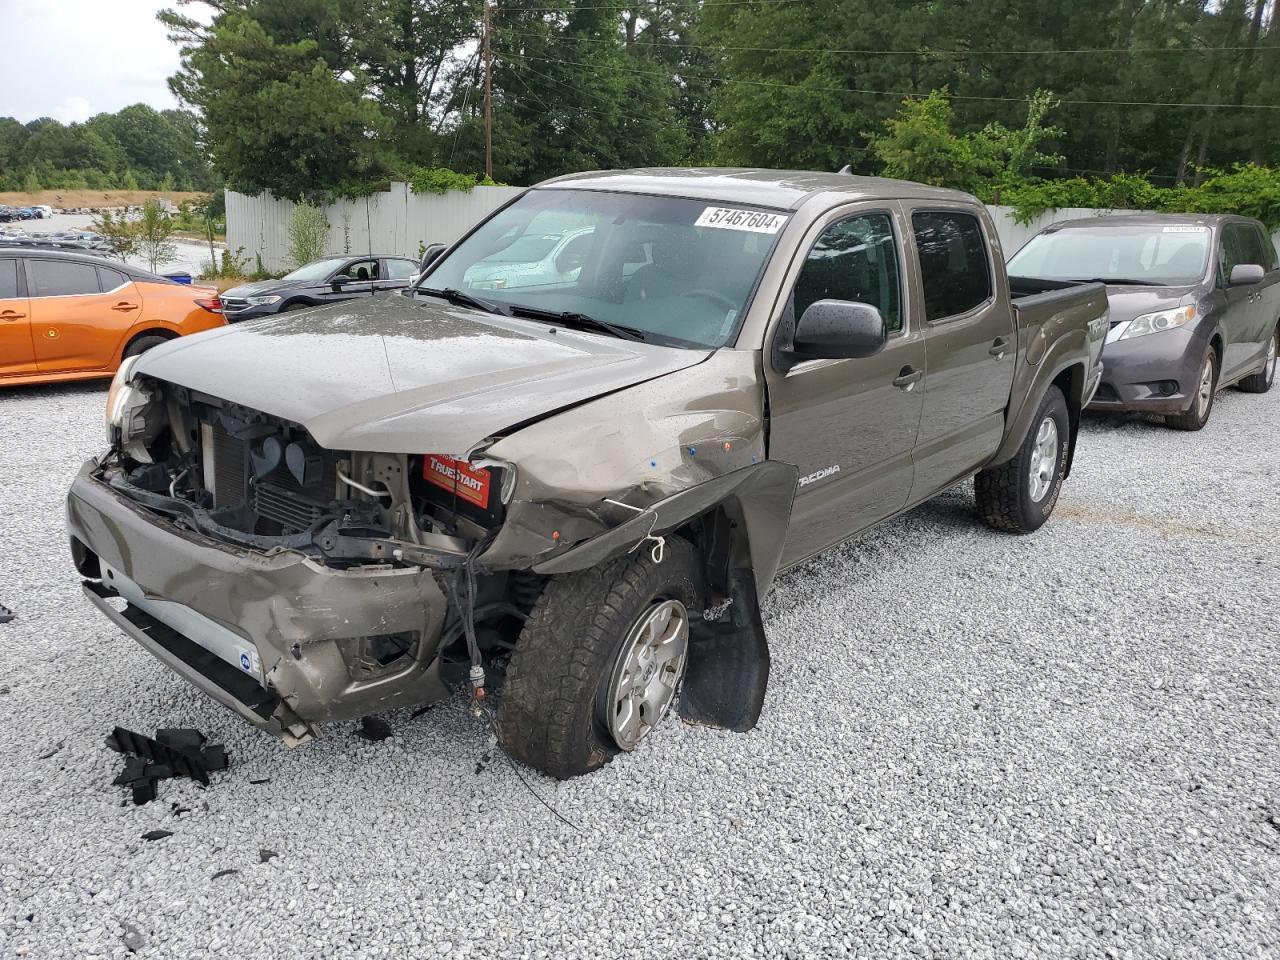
[0,310,25,321]
[989,337,1010,359]
[111,302,138,312]
[893,366,924,391]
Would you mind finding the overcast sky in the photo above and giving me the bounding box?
[0,1,207,123]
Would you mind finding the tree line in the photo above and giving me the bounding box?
[133,0,1280,200]
[0,104,216,193]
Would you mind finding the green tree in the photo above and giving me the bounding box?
[135,199,179,272]
[21,170,41,193]
[871,90,980,190]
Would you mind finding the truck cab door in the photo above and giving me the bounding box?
[902,206,1015,500]
[0,257,36,378]
[764,206,925,569]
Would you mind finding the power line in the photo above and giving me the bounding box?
[497,28,1273,58]
[500,49,1280,111]
[504,0,808,13]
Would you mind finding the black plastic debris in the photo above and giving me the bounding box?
[259,848,278,863]
[248,776,271,785]
[106,727,229,805]
[211,868,239,880]
[0,604,13,624]
[141,829,173,842]
[358,716,393,742]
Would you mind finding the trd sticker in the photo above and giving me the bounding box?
[424,454,492,509]
[1162,225,1208,233]
[798,464,841,487]
[694,207,788,234]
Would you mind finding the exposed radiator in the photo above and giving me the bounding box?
[201,421,247,509]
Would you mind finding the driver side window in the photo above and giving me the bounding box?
[794,214,902,333]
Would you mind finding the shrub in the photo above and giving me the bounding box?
[287,201,329,268]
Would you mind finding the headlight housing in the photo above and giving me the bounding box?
[105,357,160,461]
[104,356,141,441]
[1117,305,1196,341]
[246,295,281,306]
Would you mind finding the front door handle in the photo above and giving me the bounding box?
[989,336,1010,359]
[0,310,25,321]
[111,302,138,312]
[893,366,924,391]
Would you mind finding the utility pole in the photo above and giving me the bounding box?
[483,0,493,180]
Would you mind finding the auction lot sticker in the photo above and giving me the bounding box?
[1162,225,1208,233]
[695,207,788,233]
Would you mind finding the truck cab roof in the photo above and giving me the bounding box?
[539,167,979,212]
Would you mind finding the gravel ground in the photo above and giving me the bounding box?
[1,381,1277,960]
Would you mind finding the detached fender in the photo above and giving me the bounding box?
[532,460,798,600]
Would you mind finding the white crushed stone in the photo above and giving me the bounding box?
[1,380,1277,959]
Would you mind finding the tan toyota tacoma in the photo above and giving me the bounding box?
[68,169,1108,778]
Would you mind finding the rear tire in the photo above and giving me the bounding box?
[975,385,1069,534]
[1237,326,1278,394]
[122,334,170,359]
[499,537,701,779]
[1165,345,1218,430]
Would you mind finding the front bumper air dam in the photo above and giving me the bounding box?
[1088,327,1203,414]
[67,463,453,744]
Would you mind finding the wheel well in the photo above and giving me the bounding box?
[1051,364,1084,480]
[1210,331,1225,364]
[122,327,177,358]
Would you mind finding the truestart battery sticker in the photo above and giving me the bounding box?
[423,455,491,509]
[694,206,788,234]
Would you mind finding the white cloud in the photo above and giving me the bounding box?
[0,1,206,123]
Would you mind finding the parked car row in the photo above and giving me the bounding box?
[0,229,111,254]
[0,204,52,221]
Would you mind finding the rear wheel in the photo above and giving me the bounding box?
[122,334,170,359]
[1165,346,1218,430]
[1238,326,1278,394]
[975,385,1069,534]
[499,537,700,779]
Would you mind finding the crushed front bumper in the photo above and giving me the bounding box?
[66,461,455,744]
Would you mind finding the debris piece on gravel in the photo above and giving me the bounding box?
[121,922,146,953]
[210,868,239,880]
[0,603,13,623]
[259,848,278,863]
[140,829,173,842]
[358,716,393,741]
[106,726,229,804]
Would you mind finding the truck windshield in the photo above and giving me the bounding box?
[420,188,789,348]
[1008,224,1210,285]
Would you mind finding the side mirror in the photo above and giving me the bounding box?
[1229,263,1264,286]
[790,300,886,361]
[329,274,350,291]
[420,243,447,274]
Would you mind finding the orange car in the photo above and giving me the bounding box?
[0,248,226,387]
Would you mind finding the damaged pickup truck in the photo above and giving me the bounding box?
[68,169,1108,778]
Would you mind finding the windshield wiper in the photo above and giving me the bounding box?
[507,305,647,342]
[418,287,511,316]
[1074,277,1167,287]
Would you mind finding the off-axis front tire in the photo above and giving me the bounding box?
[499,537,701,780]
[1165,345,1218,430]
[975,385,1069,534]
[1238,326,1277,394]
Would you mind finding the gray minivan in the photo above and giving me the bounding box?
[1009,214,1279,429]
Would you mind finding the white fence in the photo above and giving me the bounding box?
[227,185,1279,272]
[226,183,523,272]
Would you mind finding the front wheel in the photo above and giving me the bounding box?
[1237,327,1278,394]
[975,385,1070,534]
[499,537,701,779]
[1165,346,1218,430]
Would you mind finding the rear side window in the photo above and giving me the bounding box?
[911,211,993,322]
[793,214,903,333]
[29,259,102,297]
[1220,223,1270,280]
[0,259,18,299]
[383,259,417,281]
[97,266,128,291]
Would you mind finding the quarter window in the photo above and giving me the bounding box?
[97,266,127,292]
[29,259,102,297]
[911,211,992,322]
[0,259,18,299]
[793,214,902,333]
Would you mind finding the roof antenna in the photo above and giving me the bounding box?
[365,195,376,297]
[837,165,853,175]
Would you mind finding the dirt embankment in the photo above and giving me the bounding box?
[0,189,210,209]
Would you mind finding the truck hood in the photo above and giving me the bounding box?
[1103,283,1199,325]
[135,294,711,454]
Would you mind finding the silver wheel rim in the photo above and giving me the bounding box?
[1266,335,1277,383]
[1196,355,1214,419]
[605,599,689,751]
[1027,415,1059,503]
